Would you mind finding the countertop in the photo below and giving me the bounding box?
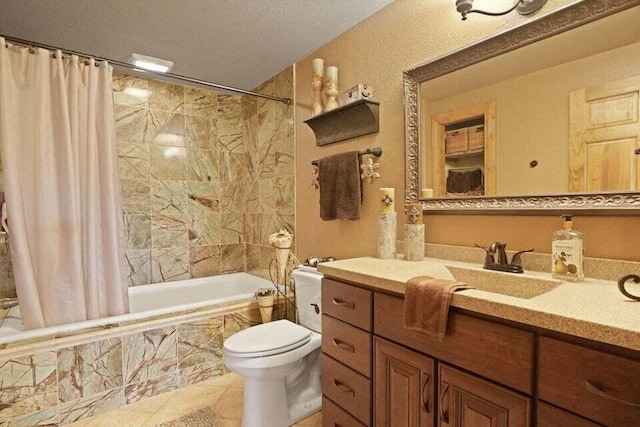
[317,257,640,352]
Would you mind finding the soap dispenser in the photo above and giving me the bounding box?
[552,214,584,281]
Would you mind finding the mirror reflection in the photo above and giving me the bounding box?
[419,6,640,198]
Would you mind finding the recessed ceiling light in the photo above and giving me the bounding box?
[129,53,174,73]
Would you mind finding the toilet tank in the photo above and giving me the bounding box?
[292,268,322,333]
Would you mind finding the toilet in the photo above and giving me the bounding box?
[223,267,322,427]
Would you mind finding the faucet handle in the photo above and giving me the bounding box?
[475,243,494,265]
[510,249,535,266]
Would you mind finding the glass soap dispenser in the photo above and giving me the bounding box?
[552,214,584,281]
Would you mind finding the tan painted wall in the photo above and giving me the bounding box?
[294,0,640,262]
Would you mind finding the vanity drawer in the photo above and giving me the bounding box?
[322,279,372,331]
[323,355,371,425]
[538,337,640,426]
[322,314,372,378]
[374,292,533,394]
[537,402,602,427]
[322,396,366,427]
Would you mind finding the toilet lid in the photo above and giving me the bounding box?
[224,319,312,358]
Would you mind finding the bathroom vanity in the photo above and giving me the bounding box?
[318,257,640,426]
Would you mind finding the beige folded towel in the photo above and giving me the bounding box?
[318,151,361,221]
[404,276,474,341]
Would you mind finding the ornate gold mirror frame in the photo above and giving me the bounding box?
[404,0,640,215]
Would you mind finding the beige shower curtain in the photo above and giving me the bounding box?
[0,38,129,329]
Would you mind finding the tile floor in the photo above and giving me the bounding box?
[67,373,322,427]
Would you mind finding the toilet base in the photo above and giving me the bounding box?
[242,376,290,427]
[235,348,322,427]
[242,376,322,427]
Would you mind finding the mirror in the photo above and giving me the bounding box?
[404,0,640,214]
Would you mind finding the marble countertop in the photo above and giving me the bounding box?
[317,257,640,352]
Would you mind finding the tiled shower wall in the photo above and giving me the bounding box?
[243,68,296,279]
[0,66,294,295]
[116,66,295,286]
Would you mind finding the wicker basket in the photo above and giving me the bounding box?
[445,128,469,154]
[468,124,485,151]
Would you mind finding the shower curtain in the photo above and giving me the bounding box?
[0,38,129,329]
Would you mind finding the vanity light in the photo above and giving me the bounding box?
[455,0,547,20]
[129,53,174,73]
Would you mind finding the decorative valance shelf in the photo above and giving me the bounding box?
[304,99,380,146]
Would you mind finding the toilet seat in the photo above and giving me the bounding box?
[224,319,312,358]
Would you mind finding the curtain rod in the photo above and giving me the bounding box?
[1,35,292,105]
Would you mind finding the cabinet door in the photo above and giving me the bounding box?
[438,364,530,427]
[374,337,435,427]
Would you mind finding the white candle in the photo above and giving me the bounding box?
[326,66,338,81]
[312,58,324,75]
[421,188,434,199]
[380,188,395,213]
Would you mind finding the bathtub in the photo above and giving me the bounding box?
[0,272,272,346]
[0,272,281,425]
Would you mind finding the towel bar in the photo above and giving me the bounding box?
[311,147,382,166]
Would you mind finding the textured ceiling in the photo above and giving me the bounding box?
[0,0,393,90]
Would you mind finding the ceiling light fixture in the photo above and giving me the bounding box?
[455,0,547,21]
[129,53,174,73]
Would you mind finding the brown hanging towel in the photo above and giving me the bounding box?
[318,151,361,221]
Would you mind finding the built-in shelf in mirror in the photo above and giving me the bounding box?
[304,99,379,146]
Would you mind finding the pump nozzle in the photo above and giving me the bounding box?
[561,214,574,229]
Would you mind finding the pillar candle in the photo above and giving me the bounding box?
[380,188,395,213]
[326,66,338,80]
[421,188,434,199]
[312,58,324,75]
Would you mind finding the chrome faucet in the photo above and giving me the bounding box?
[0,297,19,310]
[476,242,534,274]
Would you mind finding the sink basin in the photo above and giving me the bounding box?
[444,265,560,299]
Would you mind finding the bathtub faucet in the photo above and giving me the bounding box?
[0,297,19,309]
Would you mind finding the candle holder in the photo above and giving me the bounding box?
[325,66,339,112]
[378,188,396,259]
[404,203,425,261]
[312,58,324,116]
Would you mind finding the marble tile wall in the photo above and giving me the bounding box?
[0,305,262,425]
[243,67,296,280]
[116,66,295,286]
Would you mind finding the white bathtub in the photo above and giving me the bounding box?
[0,272,272,346]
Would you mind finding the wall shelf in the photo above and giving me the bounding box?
[446,149,485,160]
[304,99,380,146]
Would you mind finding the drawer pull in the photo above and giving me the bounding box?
[421,373,430,413]
[332,298,355,309]
[333,379,355,397]
[439,382,450,423]
[586,380,640,408]
[332,338,355,353]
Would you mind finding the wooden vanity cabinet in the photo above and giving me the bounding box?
[438,364,530,427]
[374,337,435,426]
[536,402,602,427]
[538,337,640,426]
[321,277,640,427]
[321,279,373,426]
